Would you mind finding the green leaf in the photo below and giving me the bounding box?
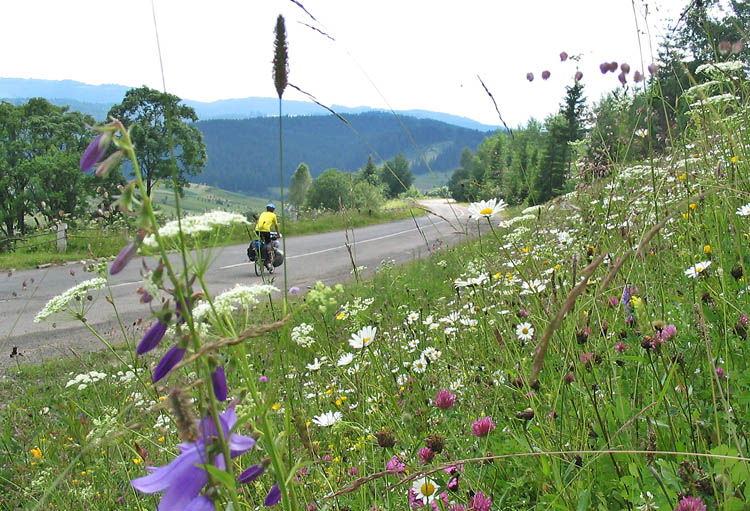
[576,488,590,511]
[201,464,235,489]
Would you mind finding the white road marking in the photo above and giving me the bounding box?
[219,218,451,270]
[110,281,140,288]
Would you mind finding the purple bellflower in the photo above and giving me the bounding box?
[131,407,255,511]
[80,133,110,172]
[264,483,282,506]
[211,366,227,401]
[153,345,186,383]
[137,321,169,355]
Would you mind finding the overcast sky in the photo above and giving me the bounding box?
[2,0,684,126]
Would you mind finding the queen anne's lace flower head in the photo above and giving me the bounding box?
[35,278,107,322]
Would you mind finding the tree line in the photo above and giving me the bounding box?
[447,0,749,206]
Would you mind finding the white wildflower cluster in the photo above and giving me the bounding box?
[696,60,746,78]
[508,214,537,226]
[690,93,738,108]
[521,205,543,215]
[336,296,375,320]
[142,210,249,248]
[454,273,488,288]
[154,413,175,432]
[113,368,141,385]
[737,203,750,216]
[65,370,107,390]
[292,322,315,347]
[34,277,107,322]
[685,80,720,97]
[193,283,278,324]
[86,406,120,441]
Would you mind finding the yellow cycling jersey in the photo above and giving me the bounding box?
[255,211,278,232]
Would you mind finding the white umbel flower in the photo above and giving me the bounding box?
[35,277,107,322]
[349,325,377,349]
[312,410,342,427]
[143,211,249,248]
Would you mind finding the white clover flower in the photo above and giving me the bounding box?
[35,277,107,322]
[349,325,377,349]
[468,198,507,219]
[312,410,342,427]
[685,260,712,278]
[516,322,535,341]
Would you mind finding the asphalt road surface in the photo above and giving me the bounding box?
[0,200,476,373]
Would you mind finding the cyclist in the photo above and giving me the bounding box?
[254,203,280,272]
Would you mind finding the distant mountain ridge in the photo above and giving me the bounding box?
[0,77,500,132]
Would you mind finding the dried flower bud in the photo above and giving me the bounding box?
[718,40,731,55]
[375,430,396,448]
[541,70,551,80]
[425,434,446,453]
[515,408,534,420]
[574,71,583,82]
[526,72,534,82]
[618,72,627,85]
[600,62,609,74]
[560,51,568,61]
[647,63,658,74]
[620,62,630,74]
[633,70,644,82]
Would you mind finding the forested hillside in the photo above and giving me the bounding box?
[195,112,489,195]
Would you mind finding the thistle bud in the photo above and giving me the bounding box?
[375,430,396,448]
[633,70,644,82]
[620,62,630,74]
[574,71,583,82]
[541,70,551,80]
[526,72,534,82]
[559,51,568,61]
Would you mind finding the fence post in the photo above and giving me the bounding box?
[56,222,67,253]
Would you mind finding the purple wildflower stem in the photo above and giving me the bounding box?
[152,345,186,382]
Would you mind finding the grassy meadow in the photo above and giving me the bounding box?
[2,11,750,511]
[3,100,749,509]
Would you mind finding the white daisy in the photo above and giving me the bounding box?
[684,260,712,278]
[516,322,534,341]
[306,357,326,371]
[467,198,507,219]
[411,477,439,504]
[312,411,342,427]
[520,279,547,295]
[406,311,420,324]
[412,357,428,373]
[348,326,377,349]
[337,352,354,367]
[737,203,750,217]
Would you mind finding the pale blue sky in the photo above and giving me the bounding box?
[2,0,682,126]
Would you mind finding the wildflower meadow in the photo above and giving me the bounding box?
[2,3,750,511]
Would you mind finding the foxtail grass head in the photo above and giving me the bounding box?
[273,14,289,98]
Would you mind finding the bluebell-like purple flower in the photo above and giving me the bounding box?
[153,345,186,382]
[238,464,265,484]
[131,407,255,511]
[264,483,282,506]
[137,321,168,355]
[80,133,109,172]
[110,241,138,275]
[211,366,227,401]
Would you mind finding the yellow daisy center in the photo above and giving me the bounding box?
[480,207,494,215]
[696,266,703,272]
[421,482,435,496]
[522,328,529,335]
[363,337,372,344]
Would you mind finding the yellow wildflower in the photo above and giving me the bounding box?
[689,203,697,210]
[731,156,739,164]
[678,173,687,181]
[703,245,712,255]
[271,402,281,411]
[30,447,42,459]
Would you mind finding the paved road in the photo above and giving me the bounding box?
[0,200,475,372]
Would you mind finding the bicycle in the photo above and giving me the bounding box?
[247,232,283,276]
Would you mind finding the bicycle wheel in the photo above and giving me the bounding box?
[254,260,262,276]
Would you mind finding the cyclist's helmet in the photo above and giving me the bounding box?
[266,203,275,211]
